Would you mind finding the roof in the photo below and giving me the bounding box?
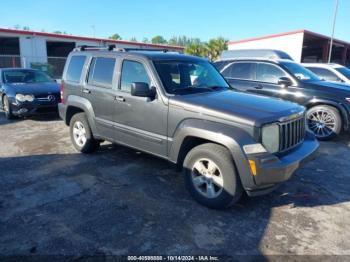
[0,28,184,51]
[302,63,344,69]
[228,29,350,46]
[220,49,293,61]
[214,57,296,64]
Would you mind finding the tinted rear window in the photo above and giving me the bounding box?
[66,56,86,83]
[222,62,255,80]
[88,57,116,87]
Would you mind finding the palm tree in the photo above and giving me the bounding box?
[206,37,228,61]
[185,43,207,57]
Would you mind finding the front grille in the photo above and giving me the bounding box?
[279,117,306,152]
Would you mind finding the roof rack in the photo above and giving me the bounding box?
[74,45,175,53]
[73,45,116,51]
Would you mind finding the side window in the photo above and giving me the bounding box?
[120,60,151,92]
[307,67,341,82]
[222,63,255,80]
[87,57,116,87]
[66,56,86,83]
[256,63,287,84]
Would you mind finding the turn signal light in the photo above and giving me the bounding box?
[248,160,257,176]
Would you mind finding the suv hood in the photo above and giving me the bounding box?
[5,82,60,96]
[169,90,304,127]
[306,80,350,92]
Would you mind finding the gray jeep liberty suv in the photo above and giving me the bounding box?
[58,46,319,209]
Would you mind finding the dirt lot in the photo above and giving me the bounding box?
[1,112,350,258]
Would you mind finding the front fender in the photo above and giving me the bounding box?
[169,119,257,189]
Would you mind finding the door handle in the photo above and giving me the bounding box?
[115,96,125,102]
[254,84,263,89]
[82,88,91,94]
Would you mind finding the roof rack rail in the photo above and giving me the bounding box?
[119,48,170,53]
[73,45,178,53]
[73,44,116,52]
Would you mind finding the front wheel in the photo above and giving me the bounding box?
[306,105,342,141]
[69,112,100,153]
[183,143,243,209]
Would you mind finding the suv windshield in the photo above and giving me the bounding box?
[281,61,321,82]
[3,70,54,84]
[335,66,350,80]
[153,60,229,95]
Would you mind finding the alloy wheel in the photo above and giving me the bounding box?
[191,158,224,199]
[308,109,336,138]
[73,121,87,147]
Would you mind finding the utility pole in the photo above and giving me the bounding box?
[328,0,339,63]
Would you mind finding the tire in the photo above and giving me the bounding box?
[306,105,342,141]
[183,143,243,209]
[69,112,100,153]
[3,95,15,120]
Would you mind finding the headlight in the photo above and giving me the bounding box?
[262,123,280,153]
[346,98,350,103]
[15,94,34,102]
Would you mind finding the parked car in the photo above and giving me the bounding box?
[303,63,350,84]
[59,46,318,209]
[214,58,350,140]
[0,68,60,119]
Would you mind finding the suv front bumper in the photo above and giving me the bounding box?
[243,131,319,196]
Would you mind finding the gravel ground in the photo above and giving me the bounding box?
[0,112,350,259]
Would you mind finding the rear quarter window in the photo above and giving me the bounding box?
[65,55,86,83]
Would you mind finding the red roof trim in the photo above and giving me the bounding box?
[0,28,184,50]
[228,29,305,45]
[228,29,350,46]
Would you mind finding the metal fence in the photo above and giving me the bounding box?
[0,55,67,79]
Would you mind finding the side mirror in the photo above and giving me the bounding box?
[131,82,155,98]
[278,77,293,87]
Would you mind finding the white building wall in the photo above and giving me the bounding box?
[228,32,305,62]
[19,35,47,67]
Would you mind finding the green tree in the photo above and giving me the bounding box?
[129,37,137,42]
[109,33,122,40]
[142,37,150,43]
[151,35,167,44]
[185,43,207,57]
[205,37,228,61]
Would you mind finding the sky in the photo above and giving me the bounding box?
[1,0,350,42]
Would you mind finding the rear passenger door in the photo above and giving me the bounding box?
[221,62,258,93]
[112,58,168,157]
[83,56,117,141]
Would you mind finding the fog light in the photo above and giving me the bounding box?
[248,160,257,176]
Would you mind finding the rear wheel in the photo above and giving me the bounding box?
[306,105,342,140]
[3,95,15,120]
[69,113,100,153]
[183,143,243,209]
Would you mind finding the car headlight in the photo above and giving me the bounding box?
[15,94,34,102]
[262,123,280,153]
[346,98,350,103]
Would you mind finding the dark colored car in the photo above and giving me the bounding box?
[214,58,350,140]
[59,47,318,209]
[0,68,60,119]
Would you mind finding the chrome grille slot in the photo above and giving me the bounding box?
[279,117,306,152]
